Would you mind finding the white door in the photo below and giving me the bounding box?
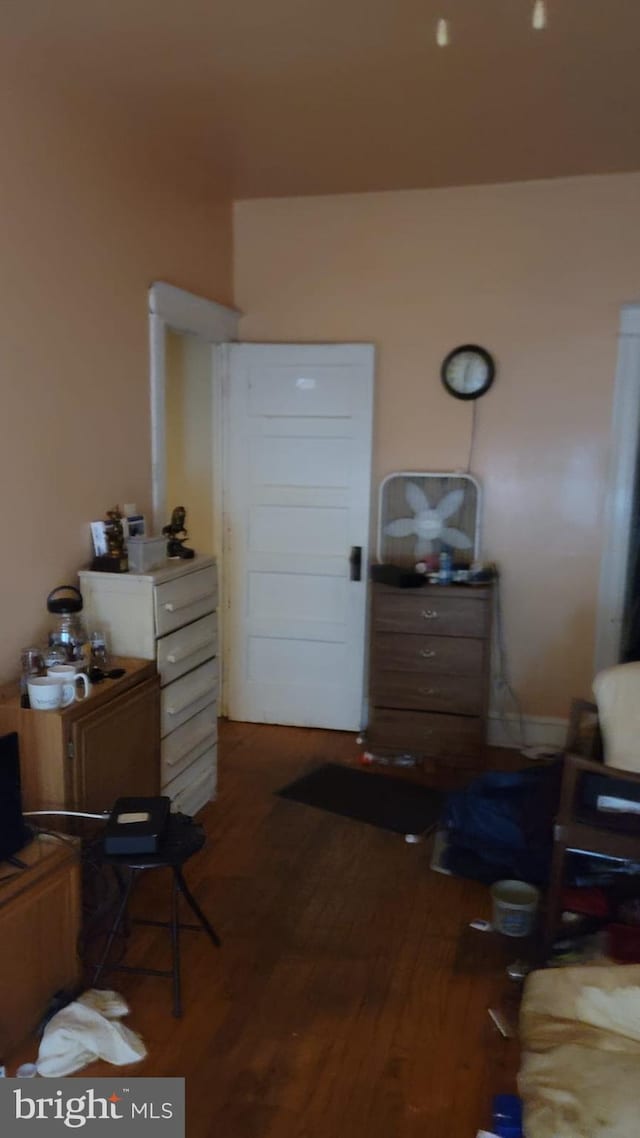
[225,343,374,730]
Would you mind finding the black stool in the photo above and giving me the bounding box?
[92,813,221,1017]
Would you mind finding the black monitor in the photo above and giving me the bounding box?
[0,732,31,863]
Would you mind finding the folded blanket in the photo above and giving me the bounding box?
[36,989,146,1077]
[519,965,640,1138]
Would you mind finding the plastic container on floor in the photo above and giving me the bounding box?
[490,880,540,938]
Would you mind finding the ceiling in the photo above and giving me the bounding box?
[5,0,640,199]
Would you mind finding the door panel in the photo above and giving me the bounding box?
[226,343,374,730]
[250,504,349,556]
[251,436,351,488]
[247,363,354,416]
[248,572,347,624]
[71,677,160,813]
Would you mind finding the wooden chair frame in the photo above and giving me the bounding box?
[544,698,640,952]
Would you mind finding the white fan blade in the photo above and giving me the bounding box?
[385,517,416,538]
[437,489,465,520]
[405,481,429,514]
[440,526,473,550]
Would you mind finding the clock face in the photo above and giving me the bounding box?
[441,345,495,401]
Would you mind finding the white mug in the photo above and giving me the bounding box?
[27,676,65,711]
[47,665,90,707]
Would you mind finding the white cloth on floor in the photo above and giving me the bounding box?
[36,989,146,1077]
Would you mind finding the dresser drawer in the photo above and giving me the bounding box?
[373,633,483,676]
[368,708,483,766]
[372,670,484,716]
[160,658,218,736]
[163,745,217,815]
[155,565,218,637]
[161,701,217,785]
[157,613,217,687]
[374,592,489,638]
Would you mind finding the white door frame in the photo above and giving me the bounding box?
[148,281,240,533]
[148,283,239,715]
[594,302,640,673]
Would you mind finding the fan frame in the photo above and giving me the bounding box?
[376,470,482,564]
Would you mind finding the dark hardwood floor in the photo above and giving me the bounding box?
[25,723,523,1136]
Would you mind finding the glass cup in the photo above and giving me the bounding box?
[44,643,70,669]
[21,646,45,677]
[89,630,110,669]
[20,646,46,706]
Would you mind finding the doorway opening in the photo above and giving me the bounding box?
[595,303,640,672]
[149,284,375,731]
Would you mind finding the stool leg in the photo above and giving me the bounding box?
[174,866,221,947]
[93,869,137,988]
[113,865,132,938]
[171,870,182,1018]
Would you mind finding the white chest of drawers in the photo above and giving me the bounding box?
[79,556,218,814]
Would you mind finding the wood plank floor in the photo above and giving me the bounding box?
[29,723,523,1136]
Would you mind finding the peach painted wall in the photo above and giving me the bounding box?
[0,80,231,682]
[234,174,640,719]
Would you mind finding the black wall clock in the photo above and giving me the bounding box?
[441,344,496,401]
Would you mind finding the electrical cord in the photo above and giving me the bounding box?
[34,823,129,973]
[0,815,129,982]
[492,570,525,745]
[24,810,109,820]
[492,573,559,760]
[466,399,479,473]
[26,813,128,974]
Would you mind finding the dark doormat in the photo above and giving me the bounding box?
[276,763,443,836]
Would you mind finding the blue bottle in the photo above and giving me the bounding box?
[439,550,452,584]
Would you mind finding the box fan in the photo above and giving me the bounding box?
[377,471,481,566]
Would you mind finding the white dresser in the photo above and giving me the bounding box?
[78,556,218,815]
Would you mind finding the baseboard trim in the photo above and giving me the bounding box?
[488,713,568,751]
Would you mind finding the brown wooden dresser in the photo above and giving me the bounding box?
[367,581,493,771]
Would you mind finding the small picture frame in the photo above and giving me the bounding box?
[90,520,108,557]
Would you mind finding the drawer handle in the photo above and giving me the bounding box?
[166,727,216,767]
[418,686,439,696]
[166,638,215,665]
[167,687,213,717]
[421,609,439,620]
[419,648,436,659]
[163,590,215,614]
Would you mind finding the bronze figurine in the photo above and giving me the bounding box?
[163,506,195,559]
